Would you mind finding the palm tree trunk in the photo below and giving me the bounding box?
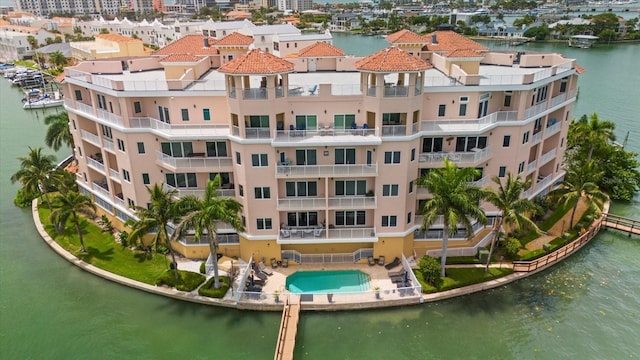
[208,232,221,289]
[73,215,86,252]
[485,217,502,273]
[164,233,179,280]
[440,222,449,278]
[570,200,579,229]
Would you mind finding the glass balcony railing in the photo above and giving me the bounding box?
[419,148,490,165]
[278,227,377,243]
[275,163,378,178]
[156,151,232,170]
[276,196,376,211]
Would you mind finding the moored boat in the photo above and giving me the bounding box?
[23,92,64,109]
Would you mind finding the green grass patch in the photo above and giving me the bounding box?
[156,270,205,292]
[445,256,481,265]
[539,198,577,231]
[14,60,38,68]
[518,231,541,246]
[517,249,546,261]
[38,206,170,285]
[414,267,514,293]
[198,276,231,298]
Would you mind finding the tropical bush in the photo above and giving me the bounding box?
[198,276,230,298]
[502,237,521,258]
[155,270,205,292]
[418,255,442,288]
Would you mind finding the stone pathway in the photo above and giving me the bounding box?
[525,198,590,250]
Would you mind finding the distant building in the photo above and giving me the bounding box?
[70,33,153,61]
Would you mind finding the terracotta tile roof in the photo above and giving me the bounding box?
[444,49,484,58]
[95,33,142,43]
[160,54,202,63]
[218,49,294,75]
[386,29,427,44]
[423,31,488,52]
[575,64,586,74]
[214,32,253,46]
[53,73,65,83]
[296,42,345,57]
[355,46,431,72]
[153,34,219,56]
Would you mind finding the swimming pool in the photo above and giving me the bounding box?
[286,270,371,294]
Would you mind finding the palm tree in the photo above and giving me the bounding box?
[50,192,96,252]
[49,51,67,71]
[418,159,487,277]
[483,173,540,271]
[549,161,609,229]
[10,147,57,211]
[572,113,616,163]
[44,112,73,151]
[173,177,244,289]
[128,184,182,278]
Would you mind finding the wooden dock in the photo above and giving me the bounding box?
[274,295,300,360]
[602,213,640,237]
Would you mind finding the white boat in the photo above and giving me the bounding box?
[23,92,64,109]
[568,35,599,48]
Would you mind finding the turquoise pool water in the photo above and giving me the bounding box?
[286,270,371,294]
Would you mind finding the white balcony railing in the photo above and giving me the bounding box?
[109,168,120,181]
[275,163,378,178]
[103,138,115,152]
[277,197,327,211]
[129,117,229,138]
[540,148,557,165]
[80,130,100,146]
[278,227,377,243]
[164,183,235,199]
[92,182,110,198]
[383,85,409,97]
[523,102,548,120]
[114,195,125,208]
[242,88,267,100]
[381,125,407,137]
[549,93,567,108]
[96,108,123,127]
[527,160,537,174]
[86,157,105,172]
[532,131,543,145]
[544,122,561,138]
[418,111,517,133]
[328,196,376,209]
[273,127,379,142]
[156,151,232,170]
[419,148,490,165]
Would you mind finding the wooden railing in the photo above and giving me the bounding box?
[602,213,640,236]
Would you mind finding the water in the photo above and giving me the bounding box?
[286,270,371,294]
[1,39,639,359]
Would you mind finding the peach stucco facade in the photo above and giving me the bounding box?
[63,30,580,264]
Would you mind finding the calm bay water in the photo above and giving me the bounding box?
[1,38,639,359]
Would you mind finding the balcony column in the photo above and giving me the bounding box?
[325,179,330,234]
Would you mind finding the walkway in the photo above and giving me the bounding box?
[602,213,640,236]
[274,295,300,360]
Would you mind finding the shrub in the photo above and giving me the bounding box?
[118,231,129,247]
[418,255,442,288]
[198,276,231,298]
[155,270,205,292]
[446,256,481,265]
[199,261,206,274]
[13,188,37,208]
[502,237,521,258]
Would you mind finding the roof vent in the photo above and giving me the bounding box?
[431,34,437,44]
[203,37,209,48]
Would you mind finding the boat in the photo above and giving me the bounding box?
[568,35,599,48]
[21,88,42,102]
[23,92,64,109]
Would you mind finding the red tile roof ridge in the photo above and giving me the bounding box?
[218,48,294,74]
[355,46,431,72]
[296,42,345,57]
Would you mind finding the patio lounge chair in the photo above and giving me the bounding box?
[257,261,273,276]
[281,258,289,268]
[384,257,401,270]
[368,256,376,266]
[377,256,385,266]
[271,258,279,268]
[252,268,268,281]
[388,268,406,278]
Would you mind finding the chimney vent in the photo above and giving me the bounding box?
[203,38,209,48]
[431,34,437,44]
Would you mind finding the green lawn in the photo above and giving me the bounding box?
[38,206,171,285]
[415,267,514,293]
[539,198,577,231]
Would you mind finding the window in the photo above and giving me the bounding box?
[251,154,268,167]
[335,211,366,226]
[181,109,189,121]
[77,147,82,157]
[142,173,150,184]
[96,94,107,110]
[335,180,366,196]
[134,101,141,113]
[208,172,230,186]
[158,106,170,123]
[117,139,125,152]
[438,104,446,117]
[295,149,317,165]
[137,142,145,154]
[286,181,317,197]
[166,173,197,188]
[235,152,241,165]
[127,199,135,208]
[518,161,525,174]
[503,135,511,147]
[287,212,318,227]
[422,138,443,153]
[247,115,269,128]
[384,151,401,164]
[72,120,76,130]
[161,142,193,157]
[101,125,112,139]
[458,96,468,116]
[334,114,356,129]
[239,184,244,197]
[335,148,356,164]
[254,187,271,199]
[504,91,512,107]
[74,90,82,101]
[560,77,568,93]
[455,136,487,152]
[411,148,416,161]
[409,180,414,193]
[382,113,402,125]
[257,218,272,230]
[407,212,412,224]
[382,184,399,196]
[534,85,548,104]
[123,169,130,182]
[202,142,225,158]
[561,137,564,148]
[295,115,317,130]
[522,131,530,144]
[498,166,506,178]
[203,108,211,121]
[382,215,397,227]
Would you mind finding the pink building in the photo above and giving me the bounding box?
[63,29,580,264]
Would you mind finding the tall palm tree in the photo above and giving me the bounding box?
[50,192,96,252]
[49,51,67,70]
[483,173,540,271]
[572,113,616,163]
[173,177,244,289]
[418,159,487,277]
[550,161,608,229]
[128,184,182,279]
[10,147,57,211]
[44,112,73,151]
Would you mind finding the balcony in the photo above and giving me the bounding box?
[96,109,123,127]
[328,196,376,210]
[164,183,235,199]
[544,122,561,138]
[549,93,568,108]
[277,196,377,211]
[532,130,543,145]
[418,111,517,133]
[129,117,229,139]
[86,156,105,173]
[114,194,125,208]
[419,148,490,165]
[109,168,120,181]
[103,138,115,152]
[242,88,267,100]
[66,100,123,127]
[523,102,547,120]
[156,151,232,171]
[277,227,377,244]
[275,163,378,178]
[80,130,100,146]
[527,160,537,174]
[540,148,557,165]
[381,125,407,137]
[277,197,326,211]
[383,85,409,97]
[272,128,380,146]
[92,181,110,198]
